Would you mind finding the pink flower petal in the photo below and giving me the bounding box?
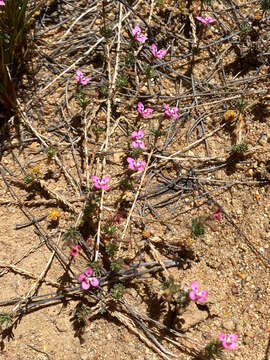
[71,245,81,257]
[137,102,144,111]
[92,175,99,182]
[145,108,153,115]
[189,290,197,301]
[78,274,86,282]
[228,334,238,342]
[136,34,148,43]
[197,290,208,303]
[219,333,226,341]
[102,176,110,183]
[151,44,157,56]
[81,77,92,85]
[205,16,215,23]
[190,281,199,291]
[139,141,146,150]
[127,157,135,165]
[114,213,122,225]
[196,16,207,24]
[137,129,144,138]
[76,69,83,77]
[157,49,167,59]
[132,141,139,148]
[227,342,238,349]
[84,268,93,276]
[214,213,222,221]
[82,280,90,290]
[90,277,99,287]
[132,25,141,37]
[196,15,215,25]
[131,131,138,139]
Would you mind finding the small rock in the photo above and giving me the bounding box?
[113,151,125,163]
[202,332,211,340]
[175,302,208,331]
[243,336,252,345]
[222,320,235,331]
[258,133,268,146]
[231,284,239,295]
[236,324,242,333]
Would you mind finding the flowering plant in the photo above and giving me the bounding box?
[75,69,92,85]
[163,104,179,118]
[131,129,145,149]
[132,25,148,43]
[92,176,110,190]
[199,333,238,359]
[213,208,222,221]
[189,281,208,303]
[151,44,167,59]
[78,268,99,290]
[127,157,146,172]
[113,213,122,225]
[219,333,238,349]
[70,244,82,257]
[196,16,215,26]
[137,102,153,118]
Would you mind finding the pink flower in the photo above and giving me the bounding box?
[131,129,145,149]
[92,175,110,190]
[219,333,238,350]
[137,102,153,118]
[196,16,215,25]
[78,268,99,290]
[163,104,179,118]
[75,69,92,85]
[214,208,222,221]
[189,281,208,303]
[0,0,5,5]
[127,157,146,172]
[70,244,82,257]
[113,213,122,225]
[89,277,99,286]
[151,44,167,59]
[132,25,148,43]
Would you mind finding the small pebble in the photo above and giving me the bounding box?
[231,284,239,295]
[222,320,235,331]
[202,332,211,339]
[236,324,242,333]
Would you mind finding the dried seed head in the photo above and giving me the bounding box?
[224,110,236,122]
[142,229,151,238]
[32,165,40,175]
[48,208,61,221]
